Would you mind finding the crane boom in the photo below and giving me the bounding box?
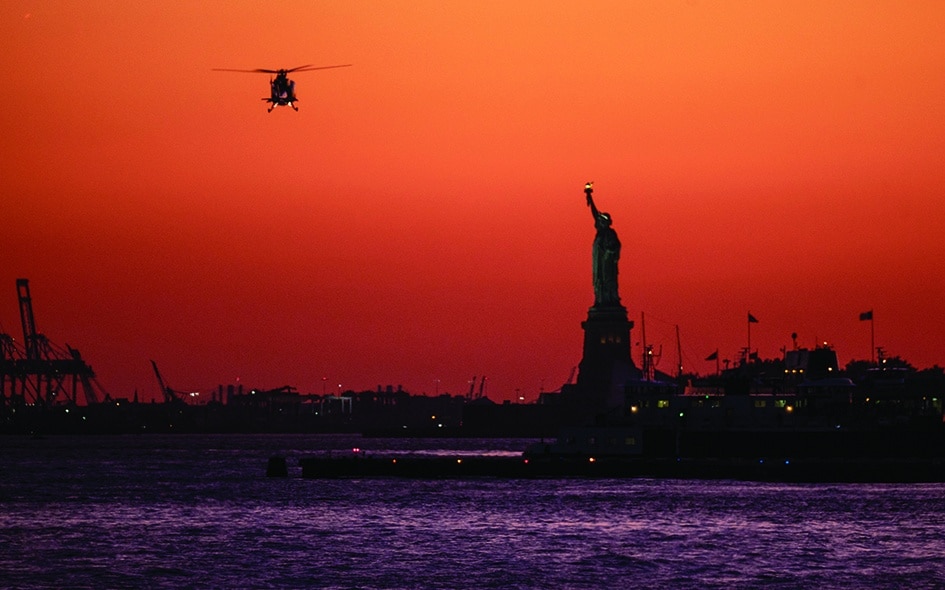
[150,360,178,404]
[16,279,39,360]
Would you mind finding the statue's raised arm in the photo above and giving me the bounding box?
[585,182,600,220]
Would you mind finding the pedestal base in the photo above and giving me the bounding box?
[574,304,640,411]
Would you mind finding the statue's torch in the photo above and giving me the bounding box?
[584,181,593,206]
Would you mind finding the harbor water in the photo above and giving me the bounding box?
[1,434,944,589]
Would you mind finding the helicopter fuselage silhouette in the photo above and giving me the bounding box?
[267,70,299,112]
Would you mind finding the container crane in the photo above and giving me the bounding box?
[150,360,182,404]
[6,279,99,405]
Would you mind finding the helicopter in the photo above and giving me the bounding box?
[212,64,351,112]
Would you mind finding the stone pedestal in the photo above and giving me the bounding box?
[574,304,640,411]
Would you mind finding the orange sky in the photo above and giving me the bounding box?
[2,2,944,402]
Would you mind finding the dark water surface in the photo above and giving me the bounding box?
[2,434,943,589]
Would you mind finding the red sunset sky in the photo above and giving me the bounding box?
[2,2,944,402]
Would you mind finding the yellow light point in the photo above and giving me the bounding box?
[786,406,794,413]
[392,459,397,464]
[630,405,638,413]
[456,459,462,464]
[588,457,596,463]
[585,182,593,190]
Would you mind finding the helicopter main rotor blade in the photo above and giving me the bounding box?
[211,68,280,74]
[289,64,353,73]
[212,65,351,74]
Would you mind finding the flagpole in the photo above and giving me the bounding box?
[747,312,751,363]
[860,310,875,364]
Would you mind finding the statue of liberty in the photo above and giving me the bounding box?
[584,182,621,307]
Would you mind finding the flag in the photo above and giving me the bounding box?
[859,310,873,321]
[748,313,759,323]
[705,350,718,361]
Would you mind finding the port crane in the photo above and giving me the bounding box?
[0,279,101,406]
[465,376,488,400]
[150,360,184,404]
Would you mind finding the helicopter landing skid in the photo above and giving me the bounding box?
[263,101,298,113]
